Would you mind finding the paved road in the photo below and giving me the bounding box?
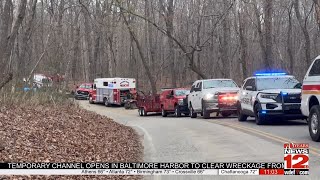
[78,100,319,180]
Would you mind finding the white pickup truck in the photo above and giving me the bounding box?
[188,79,240,119]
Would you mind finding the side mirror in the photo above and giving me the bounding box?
[294,83,302,89]
[245,86,254,91]
[76,85,79,89]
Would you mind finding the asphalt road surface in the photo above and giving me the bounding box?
[78,100,319,180]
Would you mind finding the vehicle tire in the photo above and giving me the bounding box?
[124,102,130,109]
[309,105,320,142]
[190,105,197,118]
[129,103,134,109]
[237,103,247,122]
[104,98,108,107]
[89,96,94,104]
[138,108,143,116]
[221,112,232,118]
[75,96,79,100]
[142,108,148,116]
[254,103,266,125]
[174,106,182,117]
[202,101,210,119]
[161,107,167,117]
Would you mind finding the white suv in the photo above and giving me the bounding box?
[188,79,239,119]
[237,73,303,125]
[301,55,320,141]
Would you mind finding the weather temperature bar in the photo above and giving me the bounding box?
[0,162,308,175]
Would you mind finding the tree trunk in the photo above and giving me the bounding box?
[287,3,294,74]
[264,0,273,69]
[294,0,311,66]
[221,0,230,78]
[72,12,80,81]
[120,12,157,94]
[238,8,248,80]
[313,0,320,31]
[0,0,12,70]
[0,73,13,90]
[253,0,266,67]
[83,5,94,82]
[160,0,176,87]
[2,0,27,73]
[18,0,37,81]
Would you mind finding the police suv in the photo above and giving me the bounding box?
[237,72,303,125]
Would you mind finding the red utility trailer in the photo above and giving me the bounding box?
[137,93,161,116]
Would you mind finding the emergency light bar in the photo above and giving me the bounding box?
[254,72,287,76]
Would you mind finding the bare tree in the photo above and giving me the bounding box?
[264,0,273,69]
[118,1,157,94]
[294,0,312,67]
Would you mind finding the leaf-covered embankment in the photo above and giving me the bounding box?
[0,102,143,179]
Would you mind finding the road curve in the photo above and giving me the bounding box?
[78,100,318,180]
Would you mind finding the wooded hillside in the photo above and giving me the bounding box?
[1,0,319,92]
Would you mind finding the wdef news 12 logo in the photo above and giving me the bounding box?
[284,143,309,175]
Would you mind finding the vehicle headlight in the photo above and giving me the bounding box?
[204,94,214,100]
[260,94,278,100]
[178,99,184,105]
[204,93,218,101]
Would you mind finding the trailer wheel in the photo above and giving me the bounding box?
[142,108,148,116]
[138,108,143,116]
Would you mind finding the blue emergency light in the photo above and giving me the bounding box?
[261,110,267,114]
[254,72,287,76]
[281,92,288,96]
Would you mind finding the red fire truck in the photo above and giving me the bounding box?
[89,78,136,106]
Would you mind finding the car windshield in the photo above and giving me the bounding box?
[80,84,91,89]
[203,80,238,89]
[256,77,301,90]
[175,90,190,96]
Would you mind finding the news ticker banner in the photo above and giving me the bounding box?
[0,143,309,176]
[0,162,284,175]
